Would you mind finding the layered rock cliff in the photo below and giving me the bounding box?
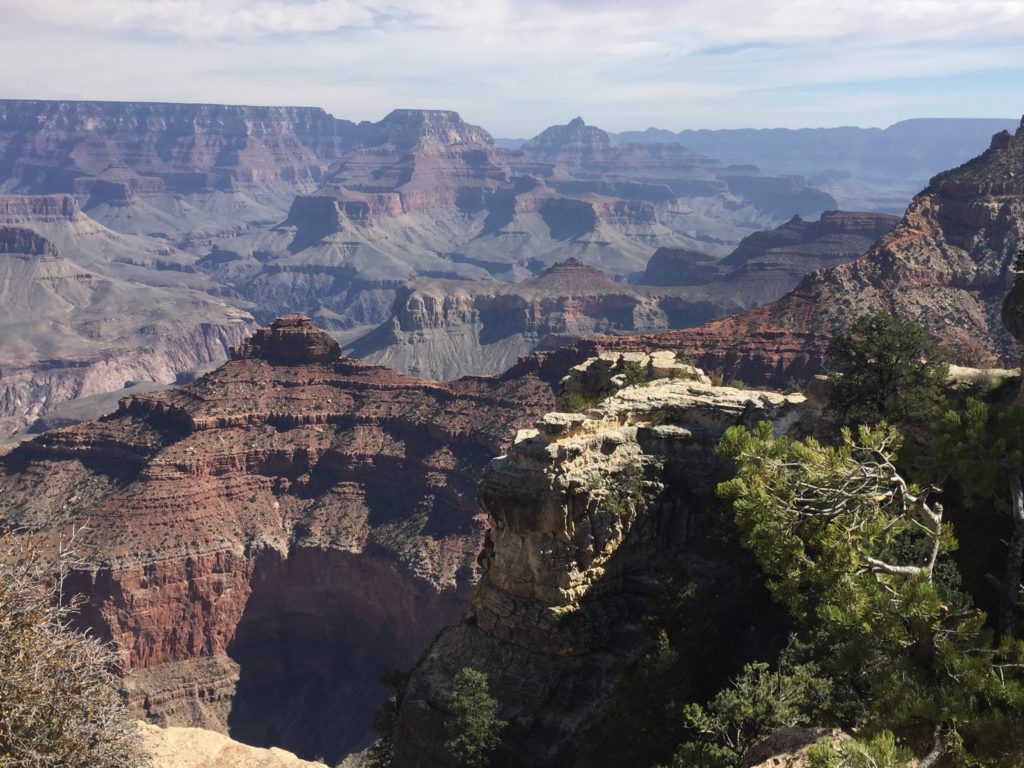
[0,316,560,763]
[345,259,697,379]
[203,114,841,328]
[346,210,896,381]
[0,100,354,192]
[394,369,808,767]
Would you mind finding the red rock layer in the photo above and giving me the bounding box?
[0,317,559,762]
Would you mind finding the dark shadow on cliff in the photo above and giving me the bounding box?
[226,545,465,763]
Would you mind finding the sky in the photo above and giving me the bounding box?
[0,0,1022,137]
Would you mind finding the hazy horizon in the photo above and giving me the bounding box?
[0,0,1022,136]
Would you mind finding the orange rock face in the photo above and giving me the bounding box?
[0,316,559,763]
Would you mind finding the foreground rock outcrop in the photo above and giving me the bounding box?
[394,370,808,767]
[0,316,561,763]
[140,722,325,768]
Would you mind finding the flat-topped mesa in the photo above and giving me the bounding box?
[0,194,81,222]
[231,315,341,365]
[642,247,721,286]
[0,227,59,258]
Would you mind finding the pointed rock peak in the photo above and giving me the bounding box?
[371,108,494,148]
[929,116,1024,192]
[232,314,342,365]
[521,117,616,153]
[991,130,1014,150]
[527,257,620,292]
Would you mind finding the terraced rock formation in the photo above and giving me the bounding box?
[202,113,838,328]
[0,217,252,436]
[586,117,1024,386]
[0,316,561,763]
[347,210,897,381]
[344,259,722,379]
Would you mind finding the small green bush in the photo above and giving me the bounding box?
[558,392,596,413]
[622,361,649,387]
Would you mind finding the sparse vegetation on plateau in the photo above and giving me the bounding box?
[558,391,598,413]
[622,361,650,387]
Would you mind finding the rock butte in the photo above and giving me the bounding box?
[0,315,564,763]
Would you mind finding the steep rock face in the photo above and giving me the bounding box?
[0,193,82,221]
[640,210,898,290]
[394,376,807,767]
[0,100,355,193]
[604,118,1024,386]
[361,109,495,150]
[0,225,59,257]
[0,316,559,763]
[325,109,508,214]
[206,115,839,329]
[641,247,722,286]
[720,210,901,270]
[0,100,361,242]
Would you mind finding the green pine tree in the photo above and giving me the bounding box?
[826,312,948,428]
[444,668,506,768]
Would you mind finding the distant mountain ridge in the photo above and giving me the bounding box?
[501,118,1020,212]
[592,115,1024,384]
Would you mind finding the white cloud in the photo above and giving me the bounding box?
[0,0,1022,134]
